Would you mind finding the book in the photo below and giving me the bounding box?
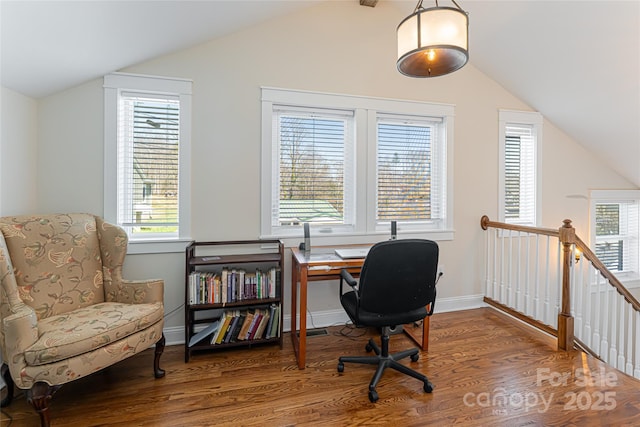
[264,304,276,339]
[245,309,262,340]
[221,268,228,303]
[268,304,280,339]
[237,310,255,341]
[215,311,233,344]
[229,313,246,342]
[248,310,264,340]
[224,312,241,343]
[254,310,271,340]
[188,320,220,347]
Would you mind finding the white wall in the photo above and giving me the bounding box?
[0,86,38,386]
[0,86,38,215]
[32,2,636,334]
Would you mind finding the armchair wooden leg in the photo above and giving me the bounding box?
[26,382,60,427]
[1,363,14,407]
[154,333,166,379]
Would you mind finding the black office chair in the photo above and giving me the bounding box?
[337,239,438,403]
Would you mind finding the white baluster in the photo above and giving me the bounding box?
[492,229,498,299]
[583,262,592,349]
[617,293,626,371]
[524,232,531,316]
[544,236,551,325]
[602,284,611,365]
[572,245,581,336]
[533,235,540,319]
[592,270,601,358]
[500,229,506,304]
[634,309,640,379]
[625,303,634,375]
[513,231,522,311]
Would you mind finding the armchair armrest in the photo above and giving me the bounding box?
[3,303,38,358]
[108,279,164,305]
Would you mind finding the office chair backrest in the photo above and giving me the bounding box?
[358,239,438,315]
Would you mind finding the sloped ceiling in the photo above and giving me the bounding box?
[1,0,639,186]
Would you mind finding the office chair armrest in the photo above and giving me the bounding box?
[340,269,358,287]
[339,268,358,296]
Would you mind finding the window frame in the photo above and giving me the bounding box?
[590,189,640,280]
[261,87,454,245]
[498,109,543,227]
[104,72,192,254]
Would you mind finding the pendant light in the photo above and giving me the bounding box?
[397,0,469,78]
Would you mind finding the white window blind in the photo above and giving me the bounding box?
[376,114,444,225]
[595,200,639,273]
[504,124,535,224]
[118,93,180,233]
[272,106,354,229]
[499,110,541,227]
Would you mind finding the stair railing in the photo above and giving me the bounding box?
[480,215,640,379]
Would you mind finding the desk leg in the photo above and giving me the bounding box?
[404,313,431,351]
[422,316,430,351]
[296,268,308,369]
[291,256,300,365]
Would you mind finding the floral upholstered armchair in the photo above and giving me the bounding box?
[0,213,165,427]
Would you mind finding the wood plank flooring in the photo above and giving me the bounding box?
[2,307,639,426]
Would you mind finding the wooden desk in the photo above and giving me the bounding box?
[290,246,430,369]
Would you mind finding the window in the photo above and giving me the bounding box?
[498,110,542,226]
[376,114,446,230]
[104,73,192,253]
[261,87,453,241]
[590,190,640,276]
[273,106,355,230]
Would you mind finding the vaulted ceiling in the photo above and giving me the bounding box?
[2,0,638,186]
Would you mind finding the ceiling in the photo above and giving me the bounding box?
[2,0,639,186]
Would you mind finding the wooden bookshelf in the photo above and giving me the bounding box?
[184,240,284,362]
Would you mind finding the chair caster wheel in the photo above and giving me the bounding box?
[337,362,344,373]
[365,343,373,352]
[410,353,419,362]
[424,381,434,393]
[368,390,379,403]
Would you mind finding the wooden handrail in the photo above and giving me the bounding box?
[573,235,640,311]
[480,215,559,237]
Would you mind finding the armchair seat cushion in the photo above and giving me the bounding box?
[24,301,164,366]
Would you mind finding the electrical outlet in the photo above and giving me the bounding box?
[437,265,445,277]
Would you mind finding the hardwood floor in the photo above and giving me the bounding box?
[2,307,639,426]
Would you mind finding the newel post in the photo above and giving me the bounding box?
[558,219,575,351]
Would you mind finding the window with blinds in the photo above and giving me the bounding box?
[595,201,639,273]
[261,87,454,239]
[104,73,192,250]
[118,94,180,236]
[377,115,444,224]
[273,107,354,228]
[499,110,541,226]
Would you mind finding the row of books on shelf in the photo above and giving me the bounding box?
[188,304,281,347]
[188,267,280,305]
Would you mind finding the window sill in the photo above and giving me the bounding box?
[126,238,193,255]
[262,230,454,249]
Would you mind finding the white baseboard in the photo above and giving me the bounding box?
[164,294,486,346]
